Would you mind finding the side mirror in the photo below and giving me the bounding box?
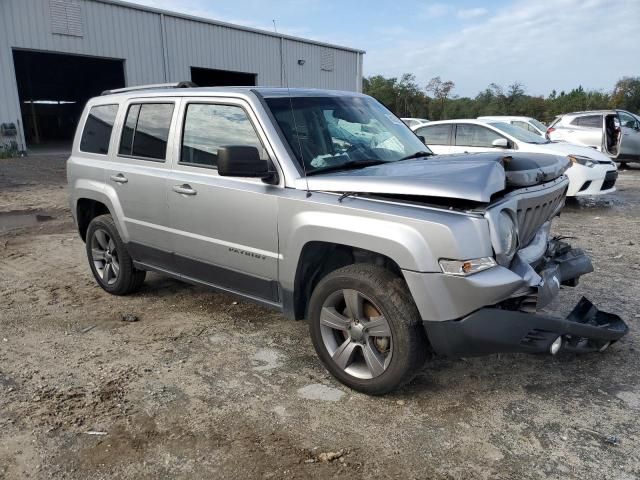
[217,146,270,179]
[492,138,509,148]
[418,135,426,144]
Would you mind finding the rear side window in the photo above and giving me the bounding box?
[571,115,602,128]
[180,103,268,168]
[80,104,118,154]
[455,124,502,147]
[416,124,451,145]
[118,103,174,160]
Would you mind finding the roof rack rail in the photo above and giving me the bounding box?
[101,81,198,96]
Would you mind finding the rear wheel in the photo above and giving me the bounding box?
[86,214,146,295]
[308,264,427,395]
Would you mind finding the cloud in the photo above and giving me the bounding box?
[366,0,640,96]
[456,7,488,19]
[419,3,450,19]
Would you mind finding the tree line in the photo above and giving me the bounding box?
[363,74,640,124]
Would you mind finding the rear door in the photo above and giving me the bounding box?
[166,97,280,303]
[414,123,452,154]
[617,111,640,160]
[103,99,177,270]
[450,123,507,153]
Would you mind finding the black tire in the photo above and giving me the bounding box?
[308,264,427,395]
[85,214,146,295]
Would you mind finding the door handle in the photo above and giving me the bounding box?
[110,173,128,184]
[172,184,197,196]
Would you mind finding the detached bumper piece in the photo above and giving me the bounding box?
[424,297,628,357]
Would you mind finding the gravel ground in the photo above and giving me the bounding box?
[1,155,639,480]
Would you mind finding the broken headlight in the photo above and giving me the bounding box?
[497,210,518,258]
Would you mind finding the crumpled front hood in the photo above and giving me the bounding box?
[303,152,562,203]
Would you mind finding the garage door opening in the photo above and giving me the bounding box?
[12,49,125,151]
[191,67,256,87]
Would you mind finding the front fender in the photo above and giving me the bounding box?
[277,193,493,291]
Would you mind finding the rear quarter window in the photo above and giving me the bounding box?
[571,115,602,128]
[80,104,118,154]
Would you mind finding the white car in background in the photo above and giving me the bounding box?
[413,119,618,197]
[547,110,640,165]
[401,117,429,128]
[477,116,547,138]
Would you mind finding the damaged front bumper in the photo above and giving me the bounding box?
[424,297,628,357]
[422,233,629,357]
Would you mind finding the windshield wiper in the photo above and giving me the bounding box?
[398,150,433,161]
[307,159,387,176]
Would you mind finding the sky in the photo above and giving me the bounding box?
[126,0,640,98]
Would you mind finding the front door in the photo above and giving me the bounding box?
[618,111,640,160]
[166,98,280,303]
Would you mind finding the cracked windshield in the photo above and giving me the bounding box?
[265,95,431,174]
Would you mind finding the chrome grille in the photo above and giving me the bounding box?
[516,183,567,246]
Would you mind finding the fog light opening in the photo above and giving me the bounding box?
[550,336,563,355]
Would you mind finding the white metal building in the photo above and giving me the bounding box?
[0,0,364,151]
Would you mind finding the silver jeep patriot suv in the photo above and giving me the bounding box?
[68,83,627,394]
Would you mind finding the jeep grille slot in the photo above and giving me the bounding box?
[516,186,566,246]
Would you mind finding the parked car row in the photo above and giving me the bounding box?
[412,119,618,197]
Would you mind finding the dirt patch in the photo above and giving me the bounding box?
[1,155,639,479]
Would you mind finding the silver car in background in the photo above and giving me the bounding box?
[548,110,640,165]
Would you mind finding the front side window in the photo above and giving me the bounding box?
[119,103,174,160]
[618,111,638,129]
[264,95,431,175]
[180,103,268,168]
[455,124,503,147]
[80,104,118,154]
[416,124,451,145]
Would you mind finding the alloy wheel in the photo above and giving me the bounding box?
[319,289,393,379]
[91,228,120,285]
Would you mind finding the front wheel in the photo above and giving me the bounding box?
[308,264,427,395]
[85,214,146,295]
